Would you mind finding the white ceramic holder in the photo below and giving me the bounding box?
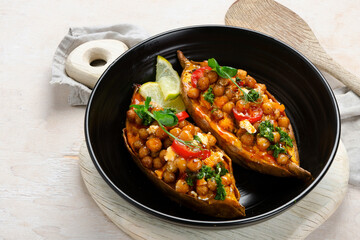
[65,39,128,89]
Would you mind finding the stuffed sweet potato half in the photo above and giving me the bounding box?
[123,86,245,218]
[177,50,312,181]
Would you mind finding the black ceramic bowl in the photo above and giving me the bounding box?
[85,25,340,227]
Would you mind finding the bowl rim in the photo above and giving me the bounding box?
[84,25,341,227]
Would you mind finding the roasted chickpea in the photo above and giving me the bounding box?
[225,88,234,99]
[257,137,271,151]
[169,127,182,139]
[135,114,143,125]
[236,128,247,138]
[175,157,187,173]
[222,101,235,114]
[178,120,189,129]
[159,149,167,161]
[126,109,137,122]
[214,96,229,109]
[138,128,149,140]
[278,116,290,128]
[206,71,218,83]
[218,77,229,86]
[153,157,165,169]
[194,126,202,134]
[163,171,175,183]
[163,138,173,149]
[219,117,234,132]
[207,178,217,191]
[207,134,217,147]
[176,179,190,193]
[138,146,150,158]
[141,156,153,169]
[178,130,193,142]
[187,158,202,172]
[211,109,224,121]
[155,127,167,140]
[146,138,162,152]
[273,109,281,120]
[166,161,178,173]
[273,131,280,143]
[187,87,200,99]
[277,153,289,165]
[237,69,247,79]
[132,140,143,151]
[197,76,210,91]
[245,75,257,88]
[182,124,196,135]
[196,185,209,196]
[213,84,225,97]
[240,133,255,146]
[236,99,250,112]
[221,173,232,186]
[262,102,274,114]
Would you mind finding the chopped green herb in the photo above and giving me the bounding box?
[246,89,260,102]
[203,87,215,104]
[197,165,215,180]
[276,127,293,147]
[235,76,242,84]
[185,176,194,186]
[214,175,226,200]
[215,162,228,177]
[258,120,275,142]
[268,143,286,158]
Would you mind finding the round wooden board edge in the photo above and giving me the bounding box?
[79,141,349,240]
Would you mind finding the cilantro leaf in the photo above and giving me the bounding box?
[153,109,178,127]
[203,87,215,104]
[208,58,237,78]
[185,176,194,187]
[193,135,202,144]
[276,127,293,147]
[268,143,286,158]
[258,120,275,142]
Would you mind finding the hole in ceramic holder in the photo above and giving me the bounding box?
[90,59,107,67]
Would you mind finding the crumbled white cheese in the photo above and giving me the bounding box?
[164,146,176,162]
[196,133,208,146]
[147,125,159,134]
[240,119,256,134]
[241,87,250,94]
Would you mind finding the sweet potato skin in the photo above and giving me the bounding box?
[177,50,312,181]
[123,86,245,218]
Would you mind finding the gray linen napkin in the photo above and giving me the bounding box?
[321,71,360,186]
[51,24,149,105]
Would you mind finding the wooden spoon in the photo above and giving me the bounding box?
[225,0,360,96]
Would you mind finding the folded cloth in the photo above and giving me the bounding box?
[51,24,149,105]
[322,71,360,187]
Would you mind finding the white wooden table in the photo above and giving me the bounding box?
[0,0,359,239]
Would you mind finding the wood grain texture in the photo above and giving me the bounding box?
[79,141,349,240]
[225,0,360,96]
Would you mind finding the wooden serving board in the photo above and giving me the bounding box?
[79,140,349,240]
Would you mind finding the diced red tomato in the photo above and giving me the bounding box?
[233,106,263,123]
[175,111,189,122]
[191,66,212,88]
[171,140,211,160]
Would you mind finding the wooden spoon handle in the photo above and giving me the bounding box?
[312,49,360,95]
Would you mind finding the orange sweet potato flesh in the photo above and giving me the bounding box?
[177,50,312,181]
[123,86,245,218]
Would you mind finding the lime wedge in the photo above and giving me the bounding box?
[139,82,164,106]
[156,55,181,101]
[139,82,185,113]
